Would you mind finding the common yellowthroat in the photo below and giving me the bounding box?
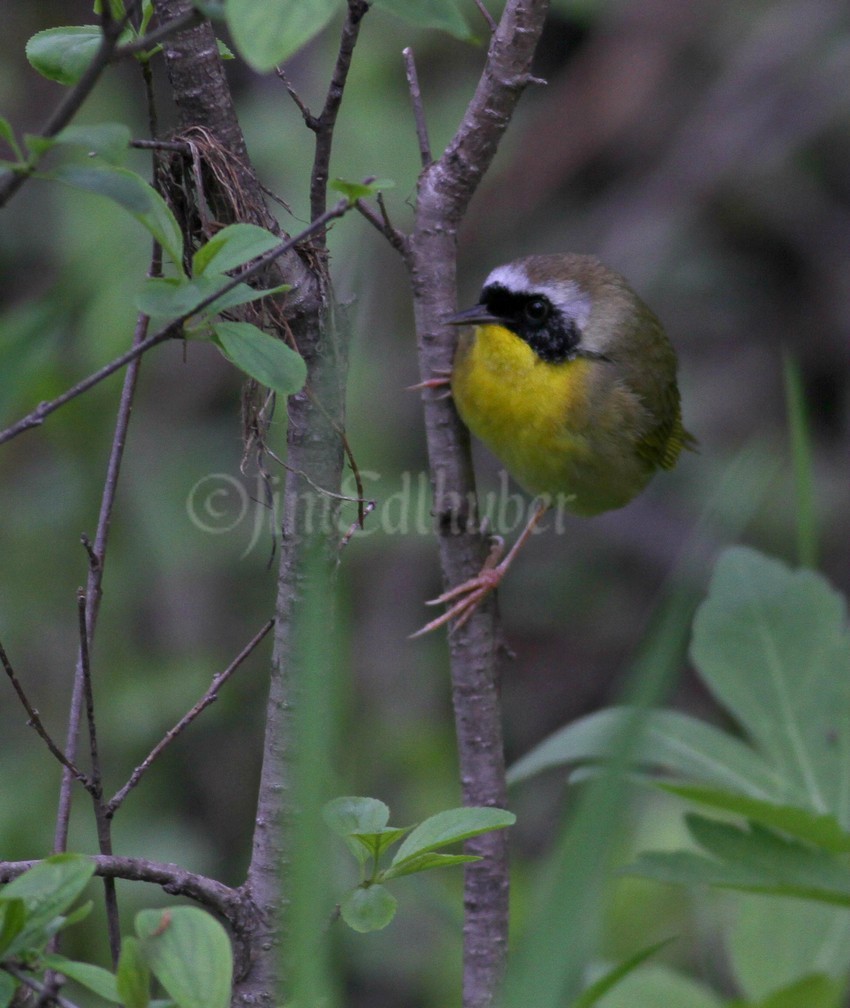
[413,252,694,637]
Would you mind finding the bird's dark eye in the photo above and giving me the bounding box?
[524,296,550,325]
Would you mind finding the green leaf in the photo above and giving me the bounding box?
[137,276,286,321]
[192,223,281,276]
[690,547,850,821]
[658,785,850,852]
[117,935,152,1008]
[0,971,18,1008]
[136,907,232,1008]
[340,885,397,933]
[730,896,850,1003]
[42,954,121,1003]
[350,828,409,864]
[0,117,22,161]
[26,26,105,85]
[323,796,391,836]
[329,177,395,205]
[28,122,131,164]
[573,938,675,1008]
[0,899,25,956]
[382,851,479,881]
[212,321,306,396]
[49,164,185,271]
[581,963,724,1008]
[390,806,515,868]
[225,0,341,72]
[373,0,473,40]
[757,973,845,1008]
[216,38,235,59]
[627,815,850,905]
[1,855,94,955]
[508,707,787,801]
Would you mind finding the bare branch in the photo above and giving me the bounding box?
[474,0,498,33]
[308,0,370,222]
[403,48,433,167]
[354,196,410,258]
[107,620,274,814]
[2,966,81,1008]
[0,640,90,788]
[0,855,243,922]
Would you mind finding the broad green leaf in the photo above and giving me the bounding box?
[31,122,131,164]
[573,938,675,1008]
[0,899,25,956]
[627,815,850,905]
[340,885,396,933]
[755,973,845,1008]
[373,0,473,40]
[117,935,152,1008]
[212,321,306,396]
[225,0,340,72]
[691,548,850,822]
[49,164,185,271]
[350,828,409,863]
[136,907,231,1008]
[587,963,724,1008]
[508,707,788,801]
[1,855,94,955]
[329,177,396,205]
[391,807,514,867]
[0,971,18,1008]
[730,896,850,1002]
[26,26,108,85]
[137,276,285,321]
[42,954,121,1003]
[193,222,281,276]
[382,851,478,881]
[323,796,390,836]
[659,785,850,852]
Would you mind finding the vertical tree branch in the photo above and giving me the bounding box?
[148,3,350,1001]
[406,2,550,1005]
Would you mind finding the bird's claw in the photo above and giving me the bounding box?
[409,543,506,639]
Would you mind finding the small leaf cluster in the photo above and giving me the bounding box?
[0,855,231,1008]
[1,131,304,397]
[323,797,515,932]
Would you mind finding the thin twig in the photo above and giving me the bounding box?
[474,0,498,32]
[0,855,243,921]
[308,0,370,222]
[114,7,202,58]
[0,196,354,448]
[340,499,376,550]
[107,620,274,814]
[3,966,80,1008]
[354,197,410,258]
[403,48,432,167]
[77,591,102,799]
[276,67,315,126]
[0,640,90,787]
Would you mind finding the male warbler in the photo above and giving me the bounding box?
[413,252,695,637]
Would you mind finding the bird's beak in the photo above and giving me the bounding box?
[444,304,500,326]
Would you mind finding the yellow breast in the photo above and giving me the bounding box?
[451,322,667,515]
[451,323,596,494]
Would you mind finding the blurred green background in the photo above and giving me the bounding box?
[1,1,849,1004]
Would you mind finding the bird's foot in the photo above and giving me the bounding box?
[406,369,452,397]
[409,537,505,638]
